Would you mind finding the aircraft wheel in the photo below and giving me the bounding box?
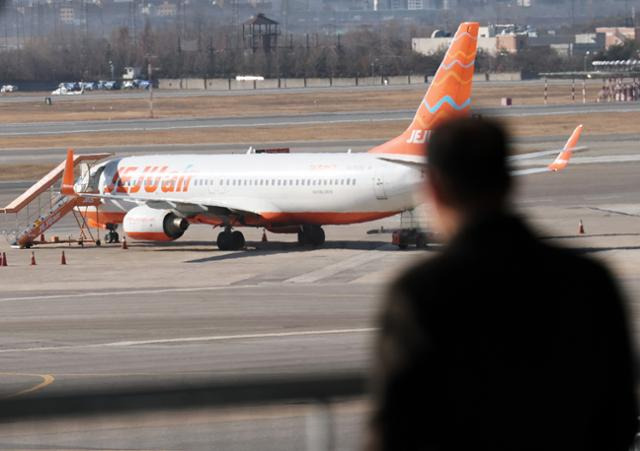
[217,231,232,250]
[310,226,325,246]
[112,232,120,243]
[231,231,245,250]
[299,225,325,247]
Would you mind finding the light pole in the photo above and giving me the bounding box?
[583,50,591,73]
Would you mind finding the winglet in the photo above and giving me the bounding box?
[61,148,76,196]
[548,125,583,172]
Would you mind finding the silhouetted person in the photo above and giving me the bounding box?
[369,118,638,451]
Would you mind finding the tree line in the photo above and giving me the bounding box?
[0,18,633,82]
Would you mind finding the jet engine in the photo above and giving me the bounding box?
[123,205,189,241]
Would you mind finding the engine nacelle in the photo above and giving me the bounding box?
[123,205,189,241]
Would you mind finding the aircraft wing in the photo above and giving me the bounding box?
[377,125,585,176]
[511,125,584,176]
[60,149,279,218]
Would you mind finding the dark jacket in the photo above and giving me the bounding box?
[370,213,638,451]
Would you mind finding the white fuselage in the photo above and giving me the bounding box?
[89,152,423,225]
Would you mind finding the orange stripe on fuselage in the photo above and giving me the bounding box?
[82,210,399,231]
[260,211,400,225]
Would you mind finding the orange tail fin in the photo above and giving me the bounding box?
[369,22,479,156]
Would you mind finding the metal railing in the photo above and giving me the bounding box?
[0,371,368,451]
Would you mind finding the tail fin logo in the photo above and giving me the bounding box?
[369,22,479,156]
[406,130,431,144]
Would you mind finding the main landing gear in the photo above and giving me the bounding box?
[105,224,120,244]
[297,225,325,247]
[217,227,245,251]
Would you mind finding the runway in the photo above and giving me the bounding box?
[1,101,638,137]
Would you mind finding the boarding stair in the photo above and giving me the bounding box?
[0,153,112,248]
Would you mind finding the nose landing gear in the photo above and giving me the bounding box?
[105,224,120,244]
[216,227,246,251]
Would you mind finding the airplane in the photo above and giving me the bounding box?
[60,21,584,250]
[52,83,85,96]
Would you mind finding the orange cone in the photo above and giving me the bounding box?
[30,251,36,266]
[61,251,67,265]
[2,252,7,267]
[122,237,128,250]
[262,230,268,242]
[578,219,585,234]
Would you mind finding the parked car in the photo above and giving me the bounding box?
[103,80,120,90]
[81,82,97,91]
[0,84,17,93]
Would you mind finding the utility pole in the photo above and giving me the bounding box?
[571,0,575,28]
[148,62,154,119]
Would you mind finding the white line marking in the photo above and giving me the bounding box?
[0,117,413,136]
[285,246,394,284]
[514,154,640,167]
[0,328,376,354]
[0,285,251,303]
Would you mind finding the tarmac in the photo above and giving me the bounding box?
[1,102,639,137]
[0,111,639,449]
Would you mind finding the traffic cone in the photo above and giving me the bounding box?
[2,252,7,267]
[60,251,67,265]
[578,219,585,234]
[30,251,36,266]
[122,237,128,250]
[261,230,268,242]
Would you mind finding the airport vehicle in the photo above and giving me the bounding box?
[52,83,84,96]
[0,84,17,93]
[6,22,582,250]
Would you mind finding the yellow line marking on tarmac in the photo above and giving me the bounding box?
[0,372,55,399]
[0,328,377,354]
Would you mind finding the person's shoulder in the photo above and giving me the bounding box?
[543,242,618,288]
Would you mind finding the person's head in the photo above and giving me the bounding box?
[426,117,512,238]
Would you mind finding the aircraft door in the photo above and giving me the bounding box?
[373,173,387,200]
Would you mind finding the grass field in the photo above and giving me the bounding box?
[0,81,605,124]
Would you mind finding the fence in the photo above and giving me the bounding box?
[158,72,522,91]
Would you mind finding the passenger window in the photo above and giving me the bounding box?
[352,178,356,185]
